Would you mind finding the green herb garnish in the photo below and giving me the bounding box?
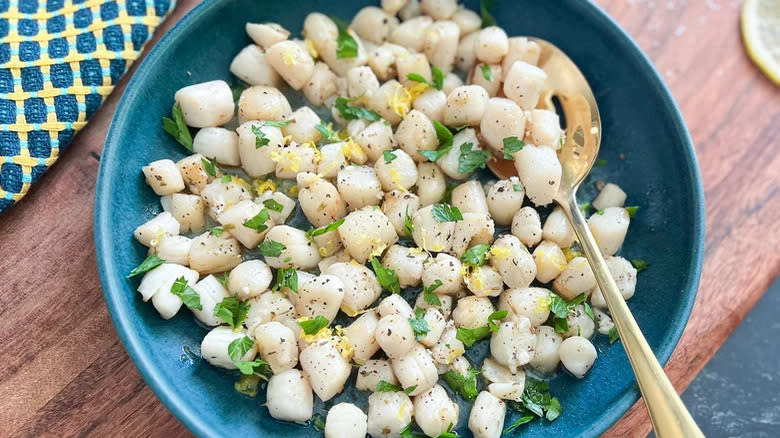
[299,315,329,334]
[456,310,508,347]
[609,326,619,344]
[409,308,430,341]
[480,0,496,27]
[170,276,202,310]
[480,63,493,81]
[503,136,525,159]
[631,259,649,272]
[333,17,358,58]
[126,254,165,278]
[305,218,345,241]
[201,157,217,177]
[371,257,401,294]
[263,198,284,212]
[335,96,381,121]
[273,266,299,292]
[461,243,491,266]
[457,142,491,174]
[214,297,250,331]
[259,239,286,257]
[162,103,193,151]
[228,336,271,375]
[420,120,455,162]
[442,367,480,401]
[422,279,443,306]
[315,123,341,143]
[404,208,415,237]
[432,203,463,223]
[593,159,608,167]
[383,149,397,164]
[625,206,639,218]
[243,208,271,233]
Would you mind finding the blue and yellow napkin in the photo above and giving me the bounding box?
[0,0,174,213]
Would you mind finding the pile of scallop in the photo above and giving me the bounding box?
[130,0,639,436]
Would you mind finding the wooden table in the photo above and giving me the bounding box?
[1,0,778,436]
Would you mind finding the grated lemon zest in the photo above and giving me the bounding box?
[536,295,552,313]
[562,247,583,262]
[304,39,319,59]
[489,245,511,260]
[389,168,407,192]
[287,184,299,197]
[408,247,425,255]
[340,137,366,163]
[253,179,277,195]
[150,226,165,247]
[282,47,297,66]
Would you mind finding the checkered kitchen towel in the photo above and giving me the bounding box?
[0,0,174,213]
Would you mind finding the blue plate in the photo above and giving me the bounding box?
[94,0,705,436]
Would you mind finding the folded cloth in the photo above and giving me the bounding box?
[0,0,175,213]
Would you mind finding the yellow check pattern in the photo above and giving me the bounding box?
[0,0,174,212]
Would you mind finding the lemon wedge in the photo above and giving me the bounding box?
[741,0,780,85]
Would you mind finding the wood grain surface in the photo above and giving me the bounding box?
[0,0,778,437]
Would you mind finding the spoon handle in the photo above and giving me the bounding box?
[560,195,703,438]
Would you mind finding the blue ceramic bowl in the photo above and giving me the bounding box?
[95,0,705,436]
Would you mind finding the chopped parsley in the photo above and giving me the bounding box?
[549,292,588,334]
[335,96,381,121]
[400,423,425,438]
[503,136,526,159]
[432,66,444,90]
[214,296,250,331]
[231,85,244,103]
[162,103,193,151]
[579,202,591,213]
[625,206,639,218]
[298,315,329,334]
[170,276,202,310]
[593,159,608,167]
[273,266,299,292]
[315,123,341,143]
[432,203,463,222]
[209,226,225,236]
[480,63,493,82]
[457,142,491,174]
[263,119,292,128]
[332,17,358,59]
[442,367,480,401]
[456,310,508,347]
[376,380,417,394]
[251,125,270,148]
[201,157,217,177]
[312,414,326,431]
[595,209,605,215]
[504,414,535,434]
[609,326,620,344]
[234,374,261,397]
[631,259,649,272]
[513,183,523,192]
[383,149,398,164]
[404,208,415,237]
[243,208,271,233]
[422,279,443,306]
[371,257,401,295]
[420,120,455,162]
[228,336,271,375]
[480,0,496,28]
[406,73,431,86]
[262,198,284,212]
[461,243,491,266]
[305,218,345,241]
[520,377,563,421]
[259,239,286,257]
[409,308,430,341]
[126,254,165,278]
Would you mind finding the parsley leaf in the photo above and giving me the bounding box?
[458,142,491,174]
[216,272,229,287]
[383,149,398,164]
[480,0,496,28]
[262,198,284,212]
[305,218,345,240]
[487,310,509,331]
[503,136,525,159]
[432,203,463,222]
[315,123,341,143]
[432,66,444,90]
[298,315,329,334]
[513,183,523,192]
[400,423,426,438]
[231,85,244,103]
[259,239,286,257]
[595,209,605,215]
[583,302,595,320]
[371,257,401,294]
[593,159,608,167]
[335,96,382,121]
[480,63,493,81]
[504,415,535,434]
[273,266,299,292]
[609,326,620,344]
[522,377,563,421]
[625,206,639,218]
[436,424,458,438]
[170,276,202,310]
[228,336,271,375]
[461,243,491,266]
[234,374,261,397]
[409,308,430,341]
[162,103,193,151]
[579,202,591,213]
[376,380,402,392]
[420,120,457,162]
[442,367,480,401]
[209,226,224,236]
[243,208,271,233]
[406,73,431,87]
[221,174,232,183]
[404,208,415,237]
[126,254,165,278]
[214,297,250,331]
[263,120,292,128]
[456,326,491,347]
[201,157,217,177]
[333,18,358,59]
[251,125,270,148]
[631,259,649,272]
[550,292,591,334]
[423,279,443,306]
[442,182,457,204]
[312,414,326,431]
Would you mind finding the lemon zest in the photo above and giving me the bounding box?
[536,295,552,313]
[562,247,583,262]
[389,168,407,192]
[282,47,297,65]
[304,38,319,59]
[489,245,512,260]
[253,178,277,195]
[287,184,299,197]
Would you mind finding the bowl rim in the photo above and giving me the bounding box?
[94,1,706,436]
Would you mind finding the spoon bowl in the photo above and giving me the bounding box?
[488,38,704,438]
